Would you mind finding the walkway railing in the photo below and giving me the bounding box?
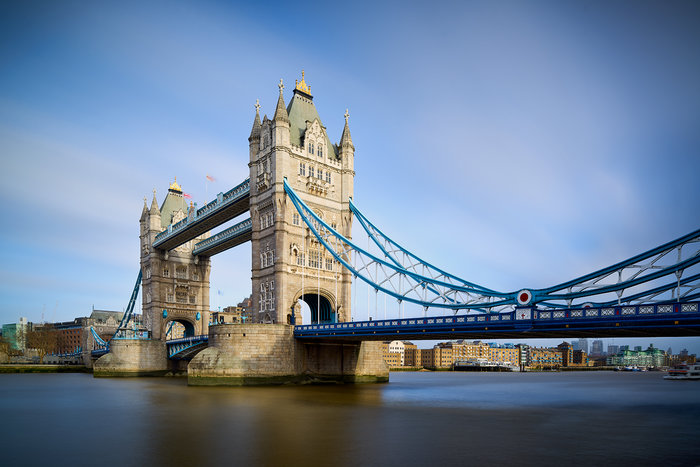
[192,218,252,256]
[153,178,250,247]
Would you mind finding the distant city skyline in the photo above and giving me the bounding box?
[1,2,699,353]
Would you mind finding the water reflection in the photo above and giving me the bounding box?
[1,372,699,466]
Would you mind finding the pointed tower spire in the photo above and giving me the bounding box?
[150,189,160,215]
[340,108,354,149]
[249,99,262,141]
[273,79,289,124]
[140,196,148,221]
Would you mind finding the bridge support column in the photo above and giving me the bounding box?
[93,339,168,377]
[188,324,388,386]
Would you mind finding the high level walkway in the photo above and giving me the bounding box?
[153,179,250,251]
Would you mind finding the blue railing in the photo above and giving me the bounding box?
[294,301,700,338]
[166,334,209,358]
[153,178,250,246]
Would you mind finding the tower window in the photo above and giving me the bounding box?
[309,250,320,269]
[299,162,306,176]
[318,145,323,158]
[163,268,170,278]
[325,171,331,183]
[309,142,315,155]
[309,166,315,178]
[317,169,323,180]
[293,212,300,225]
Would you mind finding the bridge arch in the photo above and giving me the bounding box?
[293,288,337,325]
[163,318,196,340]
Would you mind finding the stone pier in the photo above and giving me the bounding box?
[93,339,168,377]
[188,323,388,386]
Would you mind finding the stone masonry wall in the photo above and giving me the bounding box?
[93,339,168,376]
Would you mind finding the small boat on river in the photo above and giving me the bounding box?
[664,363,700,380]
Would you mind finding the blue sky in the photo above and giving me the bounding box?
[1,1,699,352]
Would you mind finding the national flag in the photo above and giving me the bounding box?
[206,175,216,182]
[183,193,192,200]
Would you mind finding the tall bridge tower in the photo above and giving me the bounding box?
[248,72,355,325]
[139,180,211,340]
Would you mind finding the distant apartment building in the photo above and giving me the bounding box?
[488,343,519,366]
[529,346,563,369]
[381,341,419,367]
[1,317,29,351]
[451,340,490,362]
[403,342,418,366]
[607,344,668,367]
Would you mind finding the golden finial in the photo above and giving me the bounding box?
[295,70,311,95]
[169,176,182,192]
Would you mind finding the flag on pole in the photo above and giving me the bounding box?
[206,175,216,182]
[183,193,192,200]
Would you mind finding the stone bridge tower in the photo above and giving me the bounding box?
[248,73,355,325]
[139,180,211,340]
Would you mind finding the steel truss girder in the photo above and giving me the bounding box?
[284,180,513,311]
[285,179,699,311]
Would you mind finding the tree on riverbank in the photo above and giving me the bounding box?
[26,327,58,363]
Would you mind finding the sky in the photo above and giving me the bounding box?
[1,1,699,353]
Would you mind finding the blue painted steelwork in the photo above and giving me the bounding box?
[285,179,699,311]
[114,270,143,338]
[51,346,83,358]
[165,321,175,340]
[90,270,145,356]
[283,179,515,311]
[350,199,497,294]
[166,334,209,359]
[192,218,252,256]
[294,301,700,340]
[153,178,250,249]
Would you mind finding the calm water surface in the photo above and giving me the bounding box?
[1,371,699,466]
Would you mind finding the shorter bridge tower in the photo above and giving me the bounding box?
[248,73,355,325]
[140,179,211,340]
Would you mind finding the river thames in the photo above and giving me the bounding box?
[1,371,699,466]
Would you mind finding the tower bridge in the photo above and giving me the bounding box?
[92,72,700,384]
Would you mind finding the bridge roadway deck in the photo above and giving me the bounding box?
[294,302,700,341]
[153,179,250,251]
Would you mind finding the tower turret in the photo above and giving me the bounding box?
[249,99,261,163]
[272,79,290,147]
[148,189,161,232]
